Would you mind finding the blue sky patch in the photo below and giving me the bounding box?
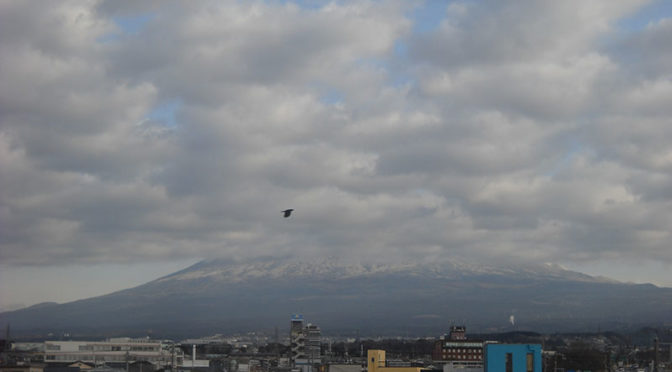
[391,40,414,87]
[546,140,586,179]
[617,0,672,31]
[99,13,155,43]
[148,99,182,127]
[114,14,155,35]
[394,39,409,58]
[412,0,450,33]
[319,88,344,105]
[273,0,328,11]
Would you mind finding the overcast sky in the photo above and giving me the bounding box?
[2,0,672,311]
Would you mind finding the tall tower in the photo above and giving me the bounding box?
[290,314,305,366]
[305,323,321,363]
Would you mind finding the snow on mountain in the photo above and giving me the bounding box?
[2,256,670,339]
[155,256,612,284]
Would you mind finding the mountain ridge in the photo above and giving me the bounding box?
[1,257,670,339]
[152,257,614,284]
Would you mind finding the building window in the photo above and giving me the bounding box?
[526,353,534,372]
[505,353,513,372]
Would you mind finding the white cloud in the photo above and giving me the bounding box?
[1,0,672,293]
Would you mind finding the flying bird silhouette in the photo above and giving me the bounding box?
[282,209,294,218]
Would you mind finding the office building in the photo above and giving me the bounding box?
[433,327,483,363]
[483,344,541,372]
[43,339,182,367]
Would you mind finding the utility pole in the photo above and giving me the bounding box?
[171,343,175,372]
[275,326,280,361]
[654,337,659,372]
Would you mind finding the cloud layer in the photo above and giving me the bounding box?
[1,0,671,274]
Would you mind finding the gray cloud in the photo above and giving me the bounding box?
[1,0,671,278]
[611,18,672,78]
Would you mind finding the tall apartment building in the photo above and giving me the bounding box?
[304,323,321,363]
[290,314,306,365]
[289,314,321,371]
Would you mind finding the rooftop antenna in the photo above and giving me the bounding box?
[275,326,280,359]
[356,329,362,357]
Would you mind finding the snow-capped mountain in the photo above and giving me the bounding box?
[157,257,607,283]
[1,257,670,338]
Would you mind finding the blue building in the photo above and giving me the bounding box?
[484,344,542,372]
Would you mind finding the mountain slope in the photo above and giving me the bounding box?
[1,258,671,338]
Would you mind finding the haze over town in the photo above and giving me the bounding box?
[2,0,672,312]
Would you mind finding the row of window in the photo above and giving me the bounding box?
[45,344,160,352]
[75,345,159,352]
[445,355,479,360]
[443,349,482,354]
[45,355,170,362]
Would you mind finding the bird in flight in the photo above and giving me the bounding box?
[282,209,294,218]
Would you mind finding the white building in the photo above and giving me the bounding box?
[290,314,306,365]
[289,315,321,372]
[304,323,321,364]
[44,338,183,367]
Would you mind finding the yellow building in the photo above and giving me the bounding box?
[367,350,425,372]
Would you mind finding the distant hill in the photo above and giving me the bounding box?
[1,258,671,339]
